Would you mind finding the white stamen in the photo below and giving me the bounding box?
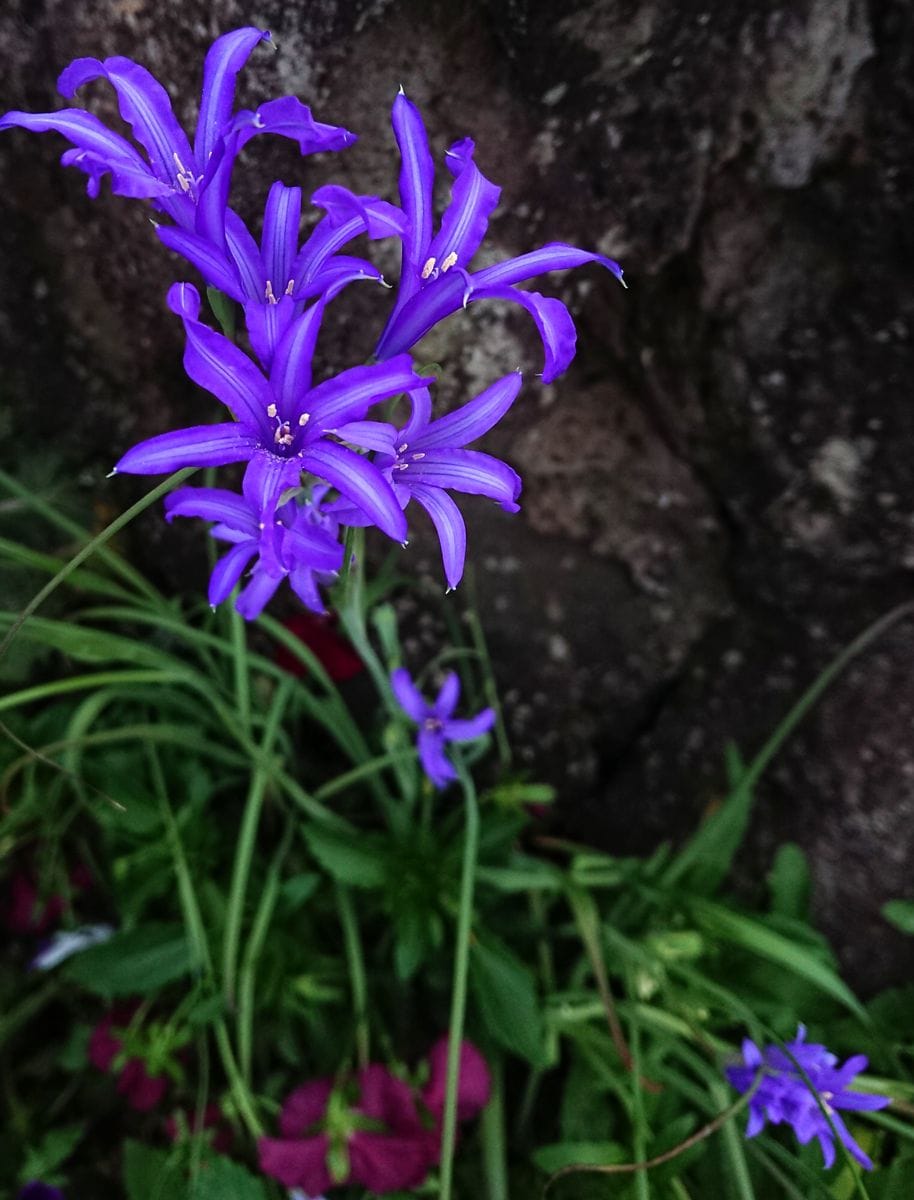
[411,452,426,460]
[298,412,310,426]
[284,279,295,296]
[397,443,409,454]
[265,280,277,304]
[421,256,436,280]
[440,251,458,272]
[267,403,278,418]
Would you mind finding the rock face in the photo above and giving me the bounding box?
[1,0,912,987]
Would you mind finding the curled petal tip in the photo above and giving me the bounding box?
[401,540,409,549]
[397,83,406,95]
[106,467,118,478]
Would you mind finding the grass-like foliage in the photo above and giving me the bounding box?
[1,471,913,1200]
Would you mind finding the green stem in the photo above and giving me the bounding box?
[335,884,370,1068]
[238,826,292,1084]
[222,679,291,1007]
[229,604,251,732]
[480,1054,508,1200]
[148,744,263,1140]
[438,760,480,1200]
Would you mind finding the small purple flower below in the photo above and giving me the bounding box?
[390,668,494,789]
[726,1025,890,1170]
[17,1185,66,1200]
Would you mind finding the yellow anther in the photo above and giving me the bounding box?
[440,251,458,272]
[421,256,436,280]
[264,280,277,304]
[298,412,310,426]
[267,403,278,418]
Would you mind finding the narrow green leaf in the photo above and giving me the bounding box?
[470,938,546,1066]
[882,900,914,935]
[532,1141,627,1173]
[768,843,811,919]
[303,824,387,888]
[690,900,867,1019]
[64,923,192,997]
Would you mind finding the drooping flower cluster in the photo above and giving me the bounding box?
[258,1039,491,1194]
[726,1025,890,1170]
[1,27,624,617]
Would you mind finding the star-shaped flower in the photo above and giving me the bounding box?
[317,91,624,382]
[157,180,403,368]
[1,28,353,232]
[726,1025,890,1170]
[113,282,425,546]
[165,478,344,619]
[390,668,494,788]
[332,373,522,589]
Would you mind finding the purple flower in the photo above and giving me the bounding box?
[390,668,494,789]
[259,1066,433,1195]
[422,1037,491,1127]
[0,28,354,232]
[157,181,401,368]
[726,1025,890,1170]
[332,373,522,589]
[316,90,624,382]
[165,478,343,619]
[112,282,424,545]
[17,1185,66,1200]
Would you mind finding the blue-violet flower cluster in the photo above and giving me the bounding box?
[1,27,624,617]
[726,1025,890,1170]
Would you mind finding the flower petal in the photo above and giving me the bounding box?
[434,672,460,719]
[59,56,194,186]
[422,1037,491,1122]
[349,1132,431,1194]
[231,96,355,156]
[262,181,302,292]
[330,420,398,454]
[401,387,433,444]
[209,540,258,606]
[57,146,175,200]
[281,522,343,574]
[114,424,254,474]
[291,213,363,286]
[311,183,408,240]
[414,372,522,450]
[164,486,258,535]
[418,727,457,789]
[390,668,428,722]
[166,282,272,431]
[470,283,577,383]
[443,710,495,742]
[402,448,521,509]
[427,138,500,270]
[293,256,385,304]
[391,91,435,299]
[244,295,296,370]
[1,106,144,166]
[235,566,283,620]
[304,355,428,429]
[269,299,325,414]
[195,27,271,166]
[301,443,407,543]
[258,1134,332,1193]
[288,564,328,614]
[375,270,469,361]
[225,209,264,298]
[281,1078,335,1137]
[409,483,467,590]
[156,226,246,301]
[472,242,625,289]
